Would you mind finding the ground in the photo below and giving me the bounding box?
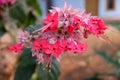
[0,26,120,80]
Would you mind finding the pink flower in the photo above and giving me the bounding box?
[33,40,41,50]
[10,2,107,65]
[68,42,77,53]
[61,40,68,51]
[68,41,87,53]
[43,44,53,54]
[33,39,47,50]
[43,12,58,31]
[67,24,79,33]
[33,39,63,57]
[44,41,62,57]
[8,0,15,5]
[9,44,23,53]
[83,29,91,38]
[51,41,63,57]
[77,43,87,53]
[0,0,15,5]
[88,17,107,36]
[67,25,74,33]
[18,31,32,47]
[73,15,87,27]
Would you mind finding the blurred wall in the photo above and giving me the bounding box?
[99,0,120,17]
[39,0,120,19]
[39,0,85,19]
[53,0,85,9]
[38,0,47,19]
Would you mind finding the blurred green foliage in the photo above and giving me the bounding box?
[0,0,42,37]
[14,48,36,80]
[95,50,120,78]
[110,23,120,30]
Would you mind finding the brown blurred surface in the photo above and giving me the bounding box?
[0,27,120,80]
[0,33,18,80]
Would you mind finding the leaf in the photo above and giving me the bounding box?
[10,0,42,28]
[0,27,6,37]
[37,58,61,80]
[10,2,26,23]
[117,51,120,65]
[117,51,120,58]
[26,0,42,16]
[14,65,36,80]
[14,48,37,80]
[25,24,42,34]
[95,51,118,66]
[0,19,6,37]
[85,75,101,80]
[114,68,120,78]
[110,23,120,30]
[30,73,38,80]
[24,11,36,27]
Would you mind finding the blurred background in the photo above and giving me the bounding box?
[0,0,120,80]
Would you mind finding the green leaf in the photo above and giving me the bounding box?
[14,48,36,80]
[0,27,6,37]
[117,51,120,65]
[25,24,42,34]
[95,51,120,78]
[10,2,26,23]
[24,11,36,27]
[10,0,42,28]
[114,68,120,78]
[117,51,120,58]
[37,58,61,80]
[85,74,101,80]
[95,51,118,66]
[26,0,42,16]
[14,65,36,80]
[110,23,120,30]
[30,73,38,80]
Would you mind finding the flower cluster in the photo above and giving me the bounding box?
[9,44,23,53]
[9,3,107,65]
[0,0,15,6]
[33,39,87,57]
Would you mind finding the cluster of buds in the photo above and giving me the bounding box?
[9,3,107,65]
[0,0,15,6]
